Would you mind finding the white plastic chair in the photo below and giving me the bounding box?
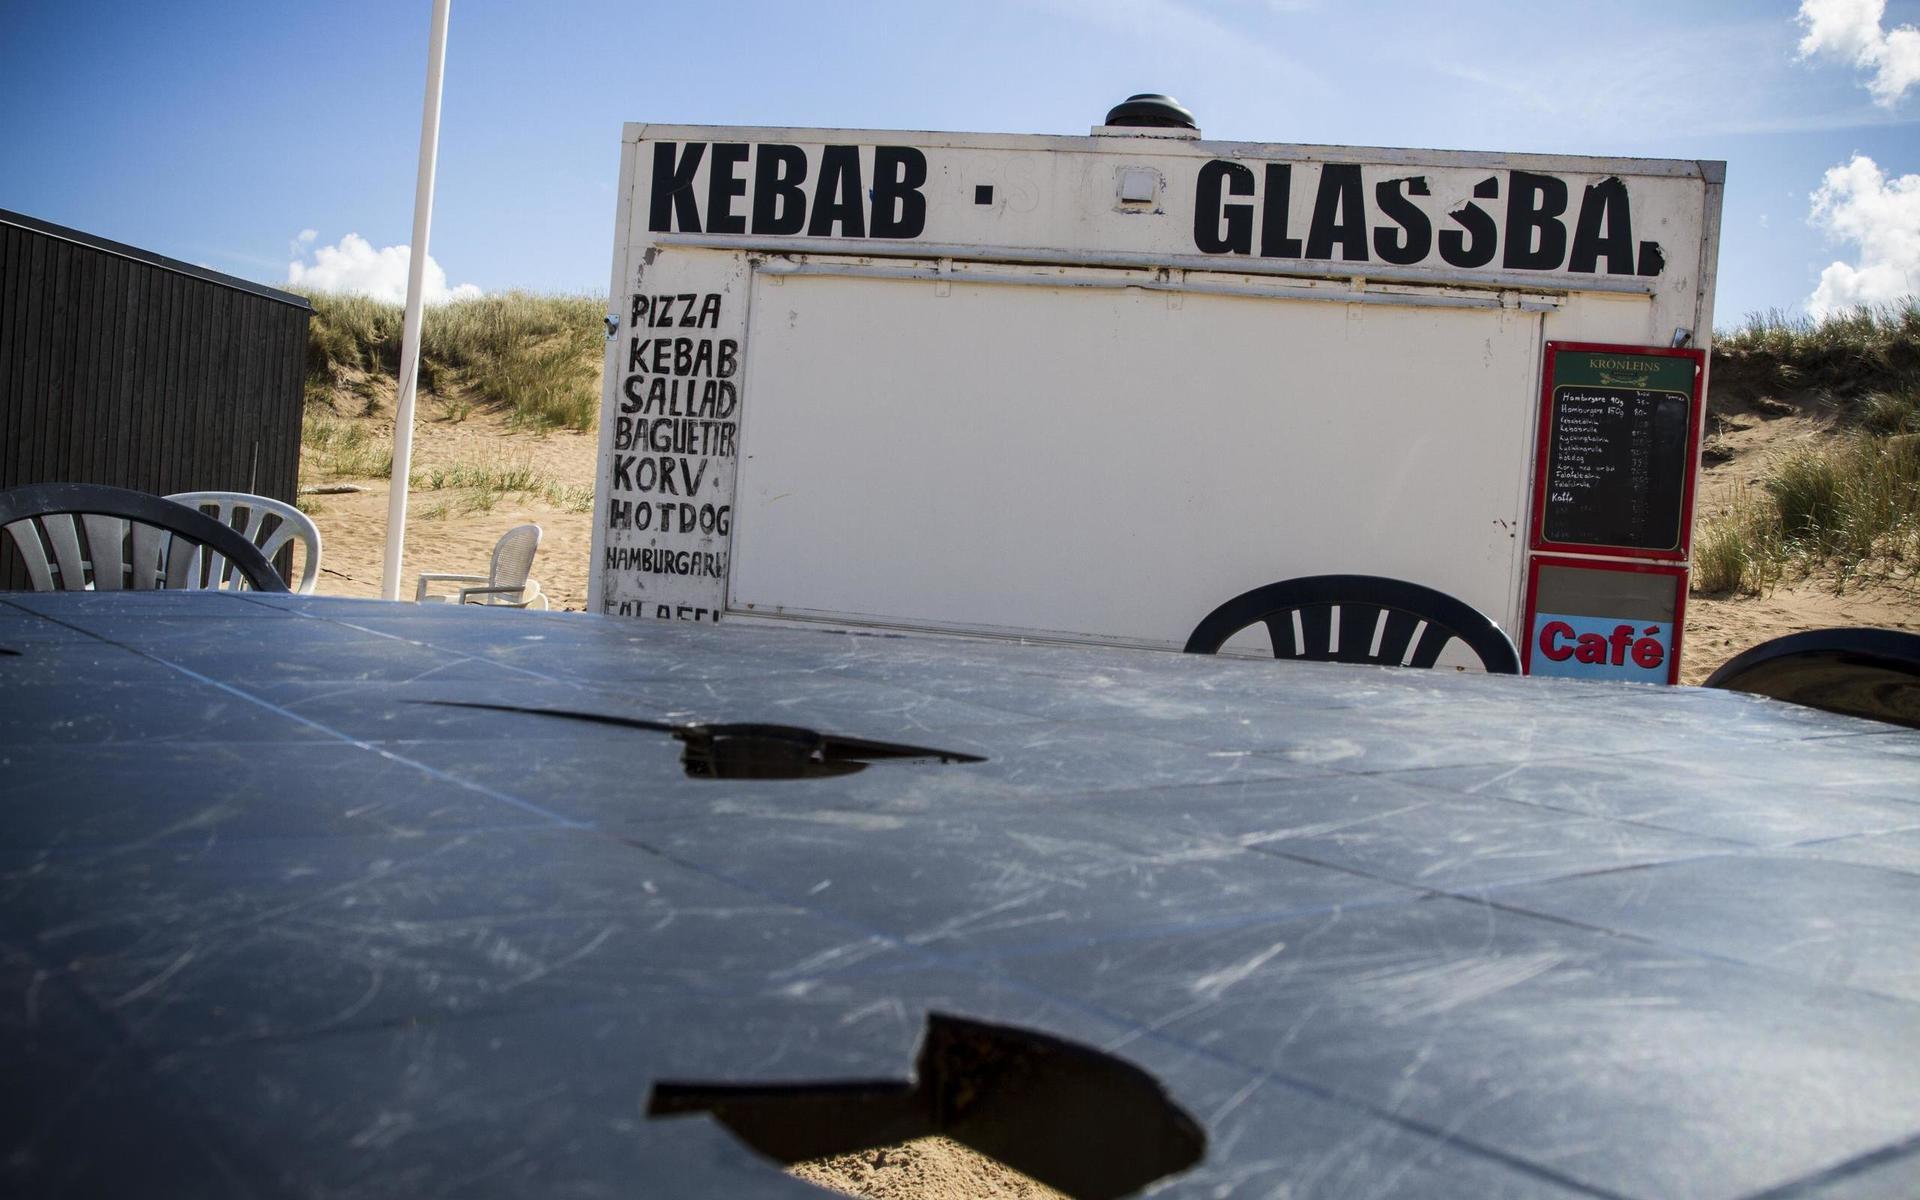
[415,523,548,608]
[166,491,323,594]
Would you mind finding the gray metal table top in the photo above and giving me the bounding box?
[4,591,1919,1199]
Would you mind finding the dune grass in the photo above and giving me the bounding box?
[413,459,545,494]
[420,292,605,430]
[1691,500,1778,595]
[300,290,605,432]
[300,412,393,479]
[539,481,595,513]
[1713,301,1920,406]
[413,456,547,516]
[1695,303,1920,594]
[406,455,595,517]
[1697,432,1920,594]
[304,293,404,393]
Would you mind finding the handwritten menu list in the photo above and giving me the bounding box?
[602,288,741,621]
[1542,383,1690,551]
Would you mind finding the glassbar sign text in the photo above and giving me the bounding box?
[646,142,1664,278]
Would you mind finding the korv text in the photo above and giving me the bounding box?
[1193,163,1664,277]
[647,142,928,239]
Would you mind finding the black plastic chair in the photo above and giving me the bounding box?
[1704,628,1920,730]
[0,483,290,593]
[1184,574,1521,674]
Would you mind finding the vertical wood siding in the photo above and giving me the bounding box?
[0,214,311,590]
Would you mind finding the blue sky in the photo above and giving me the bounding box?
[3,0,1915,329]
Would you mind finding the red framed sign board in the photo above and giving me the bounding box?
[1530,342,1706,562]
[1522,556,1689,685]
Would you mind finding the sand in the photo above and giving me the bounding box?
[789,1138,1069,1200]
[1682,578,1920,682]
[301,407,596,609]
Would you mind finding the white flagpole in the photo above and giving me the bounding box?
[381,0,452,600]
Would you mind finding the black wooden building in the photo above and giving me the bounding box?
[0,209,311,587]
[1,207,311,496]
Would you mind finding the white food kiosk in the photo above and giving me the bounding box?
[591,97,1722,683]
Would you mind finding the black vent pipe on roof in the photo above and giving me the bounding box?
[1104,93,1197,130]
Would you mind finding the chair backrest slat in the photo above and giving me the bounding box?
[1329,604,1378,665]
[230,505,276,584]
[43,514,88,590]
[80,515,128,590]
[130,521,170,589]
[164,542,200,589]
[252,514,297,564]
[203,546,233,590]
[1377,609,1421,666]
[3,518,57,590]
[238,505,271,541]
[1298,604,1333,660]
[1403,620,1445,669]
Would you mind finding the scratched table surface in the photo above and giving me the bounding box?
[5,591,1920,1199]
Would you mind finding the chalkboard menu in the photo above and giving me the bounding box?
[1532,344,1703,558]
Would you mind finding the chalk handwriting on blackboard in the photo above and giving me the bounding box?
[1542,384,1688,550]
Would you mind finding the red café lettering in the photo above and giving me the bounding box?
[1539,621,1666,669]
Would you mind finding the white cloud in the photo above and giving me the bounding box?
[1797,0,1920,106]
[1806,154,1920,316]
[287,232,480,304]
[1799,0,1884,60]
